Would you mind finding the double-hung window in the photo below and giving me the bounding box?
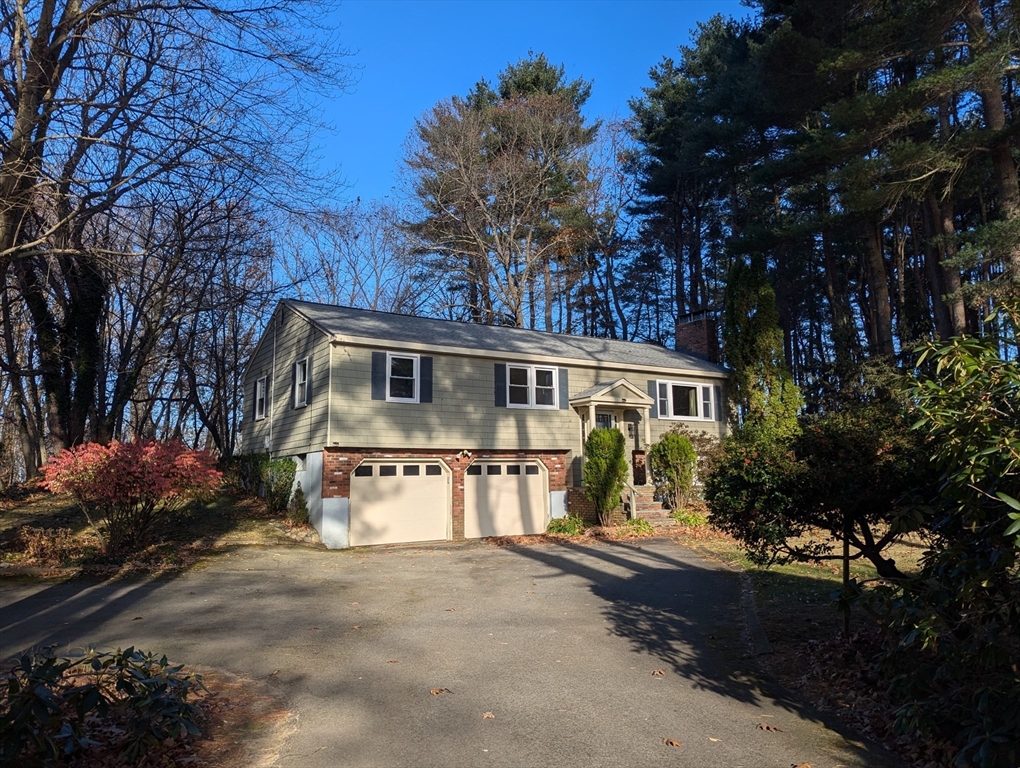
[254,376,268,420]
[507,365,558,409]
[657,380,714,421]
[387,353,419,403]
[293,359,308,407]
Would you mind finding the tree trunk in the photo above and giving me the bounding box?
[864,222,895,357]
[963,0,1020,281]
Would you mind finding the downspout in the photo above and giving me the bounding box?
[269,310,277,456]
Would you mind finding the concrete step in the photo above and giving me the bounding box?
[636,511,673,522]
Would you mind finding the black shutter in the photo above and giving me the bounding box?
[714,385,723,421]
[371,352,386,400]
[290,362,297,409]
[420,356,433,403]
[647,380,658,419]
[494,363,506,407]
[558,368,569,409]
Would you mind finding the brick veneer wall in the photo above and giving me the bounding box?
[566,487,626,526]
[322,447,568,541]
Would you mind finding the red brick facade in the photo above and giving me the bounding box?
[566,487,626,526]
[322,447,569,541]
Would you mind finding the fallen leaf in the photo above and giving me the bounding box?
[526,590,535,594]
[430,688,451,696]
[270,669,280,676]
[757,723,784,732]
[352,625,361,630]
[131,616,143,621]
[185,591,196,595]
[445,608,457,612]
[651,669,666,677]
[709,737,721,742]
[482,711,495,719]
[662,738,682,748]
[308,627,318,631]
[350,601,359,606]
[387,660,400,664]
[792,763,812,768]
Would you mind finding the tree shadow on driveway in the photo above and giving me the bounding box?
[497,537,902,766]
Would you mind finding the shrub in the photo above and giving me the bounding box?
[705,401,930,578]
[547,515,586,536]
[288,482,309,525]
[878,324,1020,767]
[219,452,270,495]
[41,441,221,556]
[220,453,297,515]
[704,430,802,568]
[14,526,102,566]
[0,646,203,766]
[583,428,629,527]
[647,431,697,510]
[264,457,296,514]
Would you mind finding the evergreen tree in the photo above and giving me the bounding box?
[722,255,803,437]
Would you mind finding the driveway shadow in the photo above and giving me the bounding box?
[499,537,900,766]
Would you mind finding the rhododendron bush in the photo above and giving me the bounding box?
[42,441,221,555]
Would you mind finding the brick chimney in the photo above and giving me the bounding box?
[675,311,719,363]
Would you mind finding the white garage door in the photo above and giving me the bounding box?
[464,460,548,539]
[349,461,450,547]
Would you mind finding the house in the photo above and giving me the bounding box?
[241,300,728,548]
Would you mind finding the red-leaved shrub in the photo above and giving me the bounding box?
[42,441,221,556]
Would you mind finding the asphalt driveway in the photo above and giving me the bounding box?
[1,538,898,767]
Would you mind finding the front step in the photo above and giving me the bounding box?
[626,487,679,529]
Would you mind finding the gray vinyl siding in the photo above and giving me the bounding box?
[242,305,330,457]
[329,343,726,486]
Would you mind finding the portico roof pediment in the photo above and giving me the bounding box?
[568,378,654,409]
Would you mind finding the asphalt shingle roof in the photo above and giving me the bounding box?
[284,300,726,375]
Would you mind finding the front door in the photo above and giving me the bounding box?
[595,411,617,430]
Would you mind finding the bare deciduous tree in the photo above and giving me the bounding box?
[0,0,351,466]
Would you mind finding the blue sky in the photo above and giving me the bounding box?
[314,0,749,204]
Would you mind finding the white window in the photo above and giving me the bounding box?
[507,365,558,409]
[657,380,714,421]
[387,353,419,403]
[255,376,267,420]
[294,358,308,407]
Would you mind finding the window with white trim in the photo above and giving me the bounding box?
[293,358,308,407]
[657,380,714,421]
[507,365,558,409]
[255,376,267,420]
[387,353,419,403]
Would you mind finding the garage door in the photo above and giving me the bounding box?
[349,461,450,547]
[464,460,548,539]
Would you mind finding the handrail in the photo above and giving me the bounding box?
[622,481,638,520]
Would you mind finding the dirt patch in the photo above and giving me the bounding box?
[190,669,296,768]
